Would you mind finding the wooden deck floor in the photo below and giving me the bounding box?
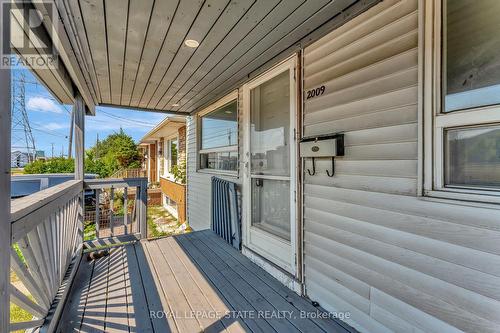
[57,230,352,333]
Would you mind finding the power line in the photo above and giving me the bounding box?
[31,127,68,138]
[99,109,159,126]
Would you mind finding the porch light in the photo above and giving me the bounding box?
[185,39,199,48]
[172,103,180,107]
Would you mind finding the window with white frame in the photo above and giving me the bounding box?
[163,137,178,178]
[198,98,238,172]
[425,0,500,201]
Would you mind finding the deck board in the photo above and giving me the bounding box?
[155,237,228,333]
[192,231,327,333]
[164,236,249,333]
[124,244,154,333]
[57,230,352,333]
[145,240,201,333]
[199,230,353,333]
[79,250,109,332]
[181,233,301,333]
[103,247,129,332]
[134,241,172,333]
[56,258,94,332]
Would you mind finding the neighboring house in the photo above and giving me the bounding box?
[10,150,30,168]
[140,116,187,223]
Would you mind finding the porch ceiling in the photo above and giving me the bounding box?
[58,0,358,114]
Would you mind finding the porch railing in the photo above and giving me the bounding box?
[9,180,82,332]
[83,178,148,249]
[109,167,147,179]
[6,177,148,332]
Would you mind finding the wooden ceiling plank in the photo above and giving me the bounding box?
[30,0,96,112]
[187,0,359,114]
[132,0,204,107]
[10,4,74,103]
[120,0,154,106]
[166,0,305,112]
[55,0,98,103]
[155,0,271,111]
[179,0,331,113]
[79,0,112,104]
[105,0,129,105]
[65,0,101,102]
[55,0,99,103]
[127,0,180,107]
[143,0,233,110]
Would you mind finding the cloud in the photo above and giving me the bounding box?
[42,122,69,131]
[27,97,63,113]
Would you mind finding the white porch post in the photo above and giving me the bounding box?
[74,93,85,247]
[74,93,85,181]
[0,3,11,330]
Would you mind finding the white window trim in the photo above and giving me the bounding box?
[196,90,239,175]
[162,134,179,181]
[422,0,500,204]
[158,138,165,177]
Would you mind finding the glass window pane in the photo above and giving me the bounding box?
[170,139,178,169]
[445,125,500,188]
[250,70,290,176]
[251,179,290,241]
[200,151,238,171]
[201,101,238,149]
[444,0,500,112]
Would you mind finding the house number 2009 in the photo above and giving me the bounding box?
[306,85,326,99]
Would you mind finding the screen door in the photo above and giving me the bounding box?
[242,57,297,274]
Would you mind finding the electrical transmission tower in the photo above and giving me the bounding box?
[11,71,37,163]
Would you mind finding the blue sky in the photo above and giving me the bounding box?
[12,68,167,157]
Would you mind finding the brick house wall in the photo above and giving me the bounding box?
[178,125,186,166]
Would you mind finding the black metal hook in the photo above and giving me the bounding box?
[307,157,316,176]
[326,157,335,177]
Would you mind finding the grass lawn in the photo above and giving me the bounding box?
[10,271,34,332]
[147,205,191,238]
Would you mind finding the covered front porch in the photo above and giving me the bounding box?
[2,0,373,330]
[57,230,350,333]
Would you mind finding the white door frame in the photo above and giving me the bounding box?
[242,55,298,275]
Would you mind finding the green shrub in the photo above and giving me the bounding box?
[170,162,186,184]
[24,157,74,174]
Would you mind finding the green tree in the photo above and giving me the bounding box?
[86,129,141,177]
[24,130,141,178]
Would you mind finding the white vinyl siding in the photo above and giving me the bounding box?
[303,1,500,333]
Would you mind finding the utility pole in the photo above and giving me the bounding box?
[96,133,99,158]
